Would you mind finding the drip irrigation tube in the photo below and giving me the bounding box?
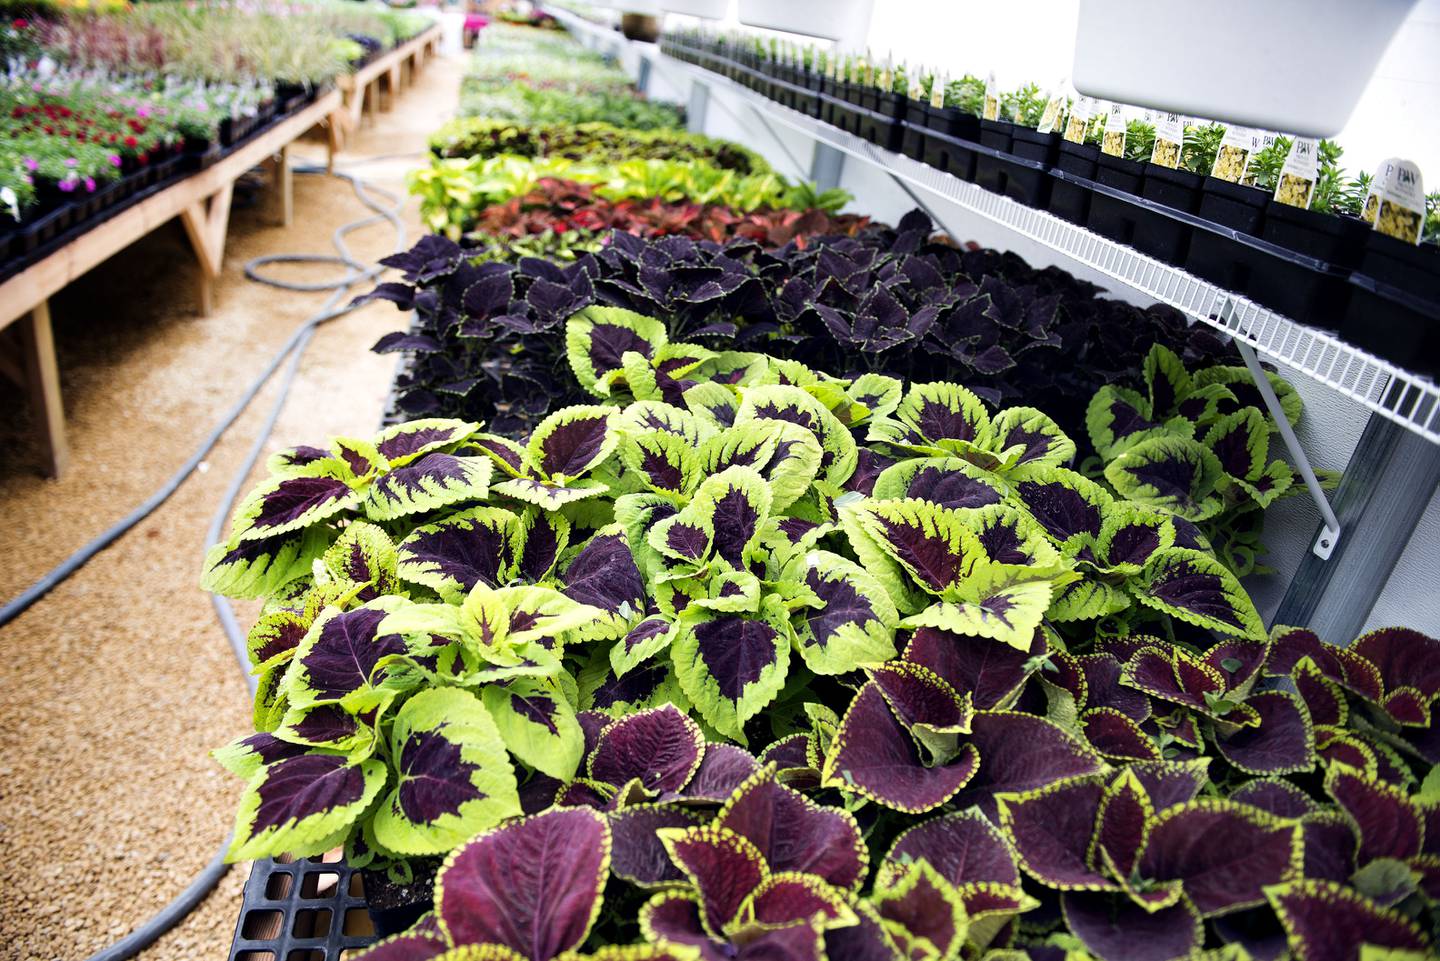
[0,159,407,961]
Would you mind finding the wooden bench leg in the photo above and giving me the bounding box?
[179,182,234,317]
[265,144,293,227]
[384,65,401,111]
[15,303,69,478]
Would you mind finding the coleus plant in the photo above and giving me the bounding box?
[352,627,1440,960]
[207,322,1263,877]
[361,210,1234,445]
[1088,344,1311,577]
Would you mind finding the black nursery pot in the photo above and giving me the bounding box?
[363,862,439,938]
[1340,269,1440,377]
[1261,200,1368,268]
[859,92,906,152]
[974,121,1054,208]
[1136,164,1203,263]
[1049,141,1098,224]
[1186,178,1271,290]
[1087,153,1147,246]
[908,104,980,182]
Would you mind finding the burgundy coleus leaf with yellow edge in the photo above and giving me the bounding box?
[714,766,868,890]
[1349,627,1440,727]
[363,452,495,522]
[821,664,979,813]
[998,774,1118,891]
[1122,644,1260,725]
[436,807,612,961]
[1266,879,1432,961]
[903,624,1045,711]
[586,704,706,797]
[283,603,409,709]
[1213,690,1316,775]
[948,711,1106,820]
[1061,891,1203,961]
[227,463,358,543]
[1134,799,1303,917]
[869,860,967,961]
[1324,764,1424,865]
[560,528,648,642]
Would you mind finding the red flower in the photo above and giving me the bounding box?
[12,17,29,28]
[124,136,138,148]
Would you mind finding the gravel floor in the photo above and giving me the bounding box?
[0,52,464,961]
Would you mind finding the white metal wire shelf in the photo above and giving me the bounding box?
[547,7,1440,447]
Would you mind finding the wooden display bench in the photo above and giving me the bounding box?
[333,25,444,155]
[0,90,346,479]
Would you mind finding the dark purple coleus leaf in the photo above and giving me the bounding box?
[398,507,511,597]
[640,889,829,961]
[950,712,1106,819]
[717,769,868,889]
[1214,691,1315,775]
[1301,812,1360,884]
[904,626,1043,711]
[1136,801,1300,916]
[823,680,978,813]
[295,607,406,702]
[1077,654,1152,722]
[1125,760,1211,812]
[1000,775,1114,889]
[1267,879,1431,961]
[882,809,1020,888]
[873,861,965,960]
[1062,892,1202,961]
[609,804,703,887]
[1082,708,1160,761]
[1351,626,1440,704]
[904,463,1005,510]
[844,448,896,496]
[392,726,484,825]
[679,745,762,802]
[1229,779,1317,819]
[1325,765,1423,864]
[437,807,610,961]
[588,704,704,794]
[587,658,669,714]
[561,533,645,615]
[536,411,613,478]
[351,930,450,961]
[661,825,769,935]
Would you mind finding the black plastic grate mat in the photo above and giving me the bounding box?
[228,852,378,961]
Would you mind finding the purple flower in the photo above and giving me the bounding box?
[64,157,78,167]
[58,179,75,193]
[109,154,122,167]
[23,157,38,171]
[85,177,96,192]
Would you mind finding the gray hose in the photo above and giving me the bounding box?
[47,161,408,961]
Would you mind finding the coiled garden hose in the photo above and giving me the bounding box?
[0,160,407,961]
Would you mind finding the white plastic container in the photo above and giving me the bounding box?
[662,0,729,18]
[1072,0,1419,138]
[736,0,873,47]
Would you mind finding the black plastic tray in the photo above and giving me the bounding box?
[228,852,377,961]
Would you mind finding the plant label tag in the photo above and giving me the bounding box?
[1037,87,1066,134]
[878,57,892,91]
[1151,112,1184,168]
[1365,158,1425,244]
[908,69,925,101]
[1242,131,1278,186]
[982,72,999,121]
[1101,102,1126,157]
[1211,125,1253,182]
[861,58,874,87]
[1274,138,1319,209]
[930,72,947,109]
[1063,96,1093,144]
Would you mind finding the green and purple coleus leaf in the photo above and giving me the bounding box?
[735,383,858,488]
[1103,435,1224,523]
[281,600,412,712]
[490,405,620,507]
[788,549,899,676]
[869,381,1074,474]
[482,676,586,781]
[436,806,611,961]
[227,749,387,861]
[372,686,522,855]
[1134,548,1266,639]
[397,506,518,602]
[565,306,669,397]
[202,525,333,601]
[670,595,792,744]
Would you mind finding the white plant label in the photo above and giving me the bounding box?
[1037,87,1065,135]
[1101,102,1126,157]
[1063,95,1094,144]
[930,72,946,109]
[1365,158,1425,244]
[982,72,999,121]
[1151,112,1184,169]
[1211,125,1254,182]
[1273,138,1319,209]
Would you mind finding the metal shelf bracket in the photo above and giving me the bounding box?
[1233,335,1341,559]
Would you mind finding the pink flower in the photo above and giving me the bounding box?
[58,179,75,192]
[109,154,121,167]
[85,178,96,192]
[23,157,37,171]
[64,157,78,167]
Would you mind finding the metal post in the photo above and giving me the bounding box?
[637,56,653,95]
[687,81,710,136]
[810,142,846,191]
[1274,410,1440,644]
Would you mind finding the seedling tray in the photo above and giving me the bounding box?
[228,852,377,961]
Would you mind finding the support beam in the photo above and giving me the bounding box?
[179,182,234,316]
[810,141,846,191]
[18,303,68,478]
[1275,411,1440,644]
[686,80,709,135]
[265,144,293,227]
